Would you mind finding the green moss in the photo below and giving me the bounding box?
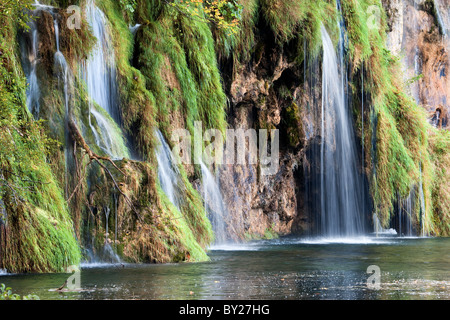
[429,129,450,236]
[282,102,304,148]
[340,0,437,233]
[0,10,80,273]
[134,1,227,137]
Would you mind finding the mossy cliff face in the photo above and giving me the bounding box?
[0,2,81,273]
[1,0,450,273]
[383,0,449,126]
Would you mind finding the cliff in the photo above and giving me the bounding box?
[0,0,449,273]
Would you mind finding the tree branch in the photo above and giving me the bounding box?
[68,118,143,223]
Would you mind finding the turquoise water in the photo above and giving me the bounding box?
[1,237,449,300]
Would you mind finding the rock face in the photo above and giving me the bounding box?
[383,0,404,56]
[384,0,450,127]
[216,29,311,240]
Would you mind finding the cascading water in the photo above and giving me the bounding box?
[155,130,183,210]
[319,25,365,237]
[394,189,416,237]
[129,24,142,35]
[200,161,229,245]
[99,206,120,262]
[22,1,56,119]
[83,0,129,160]
[23,18,40,119]
[21,3,74,197]
[373,213,397,236]
[402,191,414,236]
[418,164,427,236]
[154,129,229,244]
[433,0,449,38]
[53,14,73,198]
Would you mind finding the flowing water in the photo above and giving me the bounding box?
[1,237,448,300]
[23,18,40,119]
[129,24,142,35]
[433,0,450,38]
[83,0,129,159]
[319,25,365,237]
[200,161,229,245]
[155,130,183,209]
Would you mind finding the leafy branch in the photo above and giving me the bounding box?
[165,0,243,34]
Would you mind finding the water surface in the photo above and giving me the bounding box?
[1,237,448,300]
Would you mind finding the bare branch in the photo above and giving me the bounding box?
[68,118,143,223]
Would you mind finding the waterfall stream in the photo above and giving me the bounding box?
[24,18,40,119]
[200,161,229,245]
[433,0,449,37]
[155,130,183,210]
[83,0,129,160]
[154,129,230,244]
[319,25,365,237]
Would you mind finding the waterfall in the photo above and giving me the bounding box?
[22,3,57,119]
[53,16,72,198]
[155,130,183,210]
[433,0,449,37]
[418,164,427,236]
[24,19,40,119]
[402,190,414,236]
[200,161,228,245]
[154,129,229,244]
[53,18,69,116]
[361,65,364,172]
[373,213,397,236]
[319,25,365,237]
[83,0,129,160]
[129,24,142,35]
[396,189,415,236]
[114,193,118,248]
[104,207,110,238]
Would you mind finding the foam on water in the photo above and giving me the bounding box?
[80,262,125,269]
[293,236,397,245]
[208,243,261,251]
[0,269,10,276]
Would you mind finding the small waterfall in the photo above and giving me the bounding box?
[396,189,415,236]
[101,243,121,263]
[155,130,183,210]
[53,16,72,197]
[83,0,129,159]
[104,207,110,238]
[418,164,427,236]
[200,161,229,245]
[433,0,449,37]
[22,3,57,119]
[154,130,229,244]
[101,206,121,262]
[53,18,69,116]
[114,193,118,247]
[24,19,40,119]
[319,25,365,237]
[361,65,364,171]
[402,191,414,236]
[129,24,142,35]
[373,213,397,236]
